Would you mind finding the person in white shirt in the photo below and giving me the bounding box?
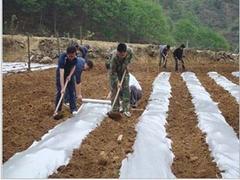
[129,73,142,108]
[159,44,170,69]
[106,73,142,108]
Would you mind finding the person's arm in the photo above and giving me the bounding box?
[66,66,76,81]
[76,83,82,101]
[161,49,166,58]
[110,56,118,82]
[106,91,111,99]
[110,56,120,89]
[173,49,179,59]
[60,69,65,93]
[75,61,83,101]
[126,48,133,71]
[58,54,66,93]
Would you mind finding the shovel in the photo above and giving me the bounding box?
[53,79,70,120]
[107,70,127,120]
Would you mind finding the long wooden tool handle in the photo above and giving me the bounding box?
[111,70,127,110]
[54,79,69,114]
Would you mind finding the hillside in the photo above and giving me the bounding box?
[3,0,238,51]
[159,0,239,51]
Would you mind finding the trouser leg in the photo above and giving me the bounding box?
[162,57,167,68]
[110,78,120,112]
[122,74,130,112]
[181,59,185,71]
[67,78,77,112]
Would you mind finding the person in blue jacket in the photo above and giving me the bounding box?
[64,57,93,105]
[55,46,78,117]
[74,44,90,60]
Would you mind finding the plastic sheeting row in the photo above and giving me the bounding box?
[182,72,239,178]
[208,72,240,103]
[232,71,240,78]
[3,103,110,178]
[2,62,57,74]
[120,72,175,179]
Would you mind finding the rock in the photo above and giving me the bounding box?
[40,56,53,64]
[146,44,158,57]
[190,156,199,162]
[100,151,105,156]
[98,151,108,166]
[125,148,133,154]
[117,134,123,143]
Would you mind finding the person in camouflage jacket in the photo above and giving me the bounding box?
[108,43,133,118]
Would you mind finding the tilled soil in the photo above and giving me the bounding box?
[50,70,156,178]
[3,61,112,162]
[3,56,239,178]
[167,73,221,178]
[197,73,239,137]
[220,72,239,85]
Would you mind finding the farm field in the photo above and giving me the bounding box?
[3,51,239,178]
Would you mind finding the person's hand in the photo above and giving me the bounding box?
[61,88,65,94]
[117,82,121,89]
[66,75,71,81]
[77,94,83,102]
[106,92,111,99]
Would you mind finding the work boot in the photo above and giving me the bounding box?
[123,111,131,118]
[72,111,78,116]
[131,104,137,108]
[63,102,70,108]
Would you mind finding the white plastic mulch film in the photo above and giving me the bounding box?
[208,72,240,103]
[182,72,239,178]
[232,71,240,78]
[2,62,57,74]
[120,72,175,179]
[3,103,110,178]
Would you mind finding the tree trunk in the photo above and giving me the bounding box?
[53,7,57,35]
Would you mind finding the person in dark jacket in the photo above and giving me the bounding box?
[55,46,78,116]
[64,57,93,106]
[173,44,186,72]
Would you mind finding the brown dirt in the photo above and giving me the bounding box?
[221,72,239,85]
[3,53,239,178]
[167,73,221,178]
[197,73,239,137]
[50,63,158,178]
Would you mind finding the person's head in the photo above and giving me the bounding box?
[84,60,94,71]
[66,46,77,60]
[166,45,170,50]
[180,44,185,49]
[117,43,127,59]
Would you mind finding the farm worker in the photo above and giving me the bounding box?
[106,73,142,109]
[108,43,133,118]
[75,44,90,60]
[129,73,142,108]
[159,44,170,68]
[55,46,78,116]
[64,57,94,105]
[173,44,186,71]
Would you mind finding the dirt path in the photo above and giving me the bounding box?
[221,72,239,85]
[50,68,157,178]
[197,73,239,137]
[166,73,221,178]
